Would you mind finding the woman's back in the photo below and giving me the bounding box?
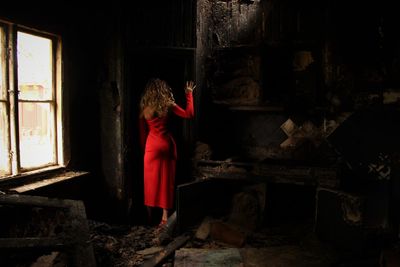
[142,106,157,120]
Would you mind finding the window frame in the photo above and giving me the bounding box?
[0,19,65,180]
[0,22,11,177]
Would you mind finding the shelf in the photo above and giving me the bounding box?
[213,40,318,52]
[193,159,339,188]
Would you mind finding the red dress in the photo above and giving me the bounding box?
[139,92,194,209]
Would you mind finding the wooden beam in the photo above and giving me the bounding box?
[0,238,67,249]
[140,235,190,267]
[0,194,71,208]
[0,194,96,267]
[194,160,339,188]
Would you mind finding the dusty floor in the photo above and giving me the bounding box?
[89,221,160,267]
[88,219,378,267]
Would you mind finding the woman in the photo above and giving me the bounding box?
[139,78,195,226]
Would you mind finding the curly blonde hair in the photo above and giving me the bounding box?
[140,78,175,118]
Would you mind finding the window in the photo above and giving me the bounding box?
[0,20,63,179]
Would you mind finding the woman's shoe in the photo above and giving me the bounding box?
[153,219,167,237]
[158,219,167,228]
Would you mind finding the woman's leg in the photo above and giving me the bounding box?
[146,206,152,224]
[161,208,169,224]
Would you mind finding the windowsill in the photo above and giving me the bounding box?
[0,166,65,182]
[10,171,89,193]
[0,167,89,193]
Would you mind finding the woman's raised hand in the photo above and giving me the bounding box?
[185,81,196,93]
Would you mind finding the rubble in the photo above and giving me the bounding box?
[89,222,158,267]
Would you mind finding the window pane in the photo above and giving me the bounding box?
[0,27,6,100]
[0,103,10,177]
[17,32,53,101]
[18,102,55,169]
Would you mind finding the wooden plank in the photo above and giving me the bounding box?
[0,194,71,208]
[0,194,97,267]
[155,211,177,245]
[174,248,242,267]
[0,238,67,249]
[139,235,190,267]
[194,160,339,187]
[67,199,97,267]
[240,247,335,267]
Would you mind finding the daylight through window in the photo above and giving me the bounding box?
[0,21,63,179]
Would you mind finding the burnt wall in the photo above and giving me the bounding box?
[197,0,400,165]
[197,0,327,163]
[325,1,400,111]
[193,0,400,245]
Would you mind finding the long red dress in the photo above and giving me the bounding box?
[139,92,194,209]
